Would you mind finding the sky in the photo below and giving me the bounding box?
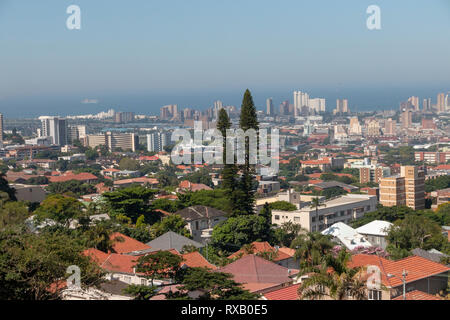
[1,0,450,117]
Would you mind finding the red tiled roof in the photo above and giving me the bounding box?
[349,254,450,288]
[263,284,301,300]
[391,290,443,300]
[182,252,217,269]
[228,242,292,262]
[278,247,296,257]
[49,172,98,183]
[301,160,330,165]
[179,180,212,192]
[110,232,152,254]
[155,209,172,216]
[113,177,159,185]
[217,255,293,287]
[139,156,159,161]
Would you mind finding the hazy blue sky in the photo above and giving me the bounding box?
[1,0,450,117]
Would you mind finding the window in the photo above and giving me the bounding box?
[275,215,280,220]
[195,221,199,230]
[368,290,382,300]
[141,279,147,286]
[294,217,300,222]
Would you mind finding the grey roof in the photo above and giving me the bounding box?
[145,231,204,252]
[99,280,133,297]
[176,205,227,221]
[411,248,448,263]
[313,181,359,191]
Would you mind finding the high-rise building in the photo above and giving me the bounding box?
[266,98,274,115]
[293,91,326,115]
[147,132,169,152]
[67,125,87,144]
[360,165,390,184]
[437,93,445,113]
[422,98,432,111]
[213,101,223,119]
[279,101,289,115]
[408,96,420,111]
[401,110,412,128]
[160,105,179,120]
[309,98,326,113]
[334,99,349,114]
[115,112,135,123]
[0,113,3,147]
[293,91,309,117]
[379,166,425,210]
[366,120,381,136]
[349,117,362,135]
[39,116,68,146]
[384,118,396,136]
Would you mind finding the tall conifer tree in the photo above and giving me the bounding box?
[236,89,259,215]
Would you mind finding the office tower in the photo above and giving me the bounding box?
[0,113,3,147]
[379,166,424,210]
[147,132,169,152]
[266,98,274,115]
[39,116,68,146]
[349,117,362,135]
[384,118,396,136]
[437,93,445,113]
[401,109,412,128]
[367,120,381,136]
[334,99,349,114]
[408,96,420,111]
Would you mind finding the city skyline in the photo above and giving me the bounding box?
[1,0,450,117]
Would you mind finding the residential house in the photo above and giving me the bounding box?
[349,254,449,300]
[145,231,204,253]
[228,242,299,269]
[217,255,297,294]
[175,206,228,244]
[322,222,373,251]
[355,220,393,250]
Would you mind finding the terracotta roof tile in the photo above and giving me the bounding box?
[391,290,443,300]
[263,284,301,300]
[110,232,152,254]
[349,254,450,288]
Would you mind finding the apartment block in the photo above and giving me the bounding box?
[272,194,377,232]
[359,165,391,184]
[379,166,425,210]
[86,132,138,152]
[415,152,450,164]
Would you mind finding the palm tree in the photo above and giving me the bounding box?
[297,249,367,300]
[310,197,326,232]
[291,231,334,273]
